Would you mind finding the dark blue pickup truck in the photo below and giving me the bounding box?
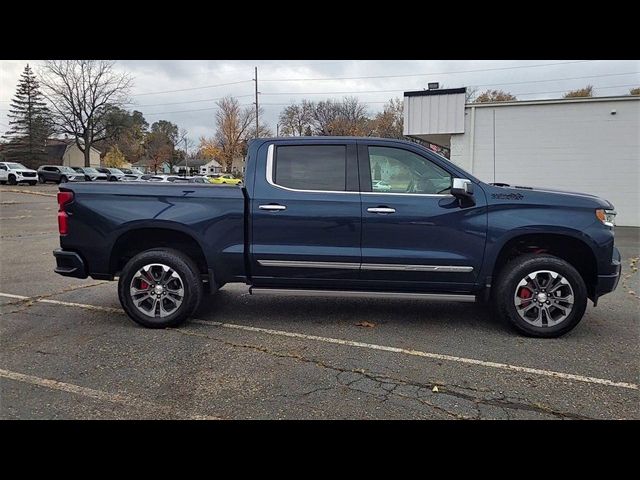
[53,137,621,337]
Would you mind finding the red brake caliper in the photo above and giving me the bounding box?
[518,287,532,306]
[140,280,149,290]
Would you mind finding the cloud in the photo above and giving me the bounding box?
[1,60,638,144]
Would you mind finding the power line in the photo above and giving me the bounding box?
[260,71,639,96]
[258,84,638,106]
[131,80,253,97]
[259,60,599,82]
[128,94,254,108]
[144,104,251,116]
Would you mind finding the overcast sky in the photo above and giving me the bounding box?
[1,60,638,145]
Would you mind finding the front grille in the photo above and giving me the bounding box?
[21,172,36,177]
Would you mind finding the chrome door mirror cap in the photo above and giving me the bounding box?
[451,178,474,196]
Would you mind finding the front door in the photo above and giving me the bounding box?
[250,141,361,288]
[358,142,487,291]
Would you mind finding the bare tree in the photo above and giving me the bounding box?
[473,89,517,103]
[564,85,593,98]
[465,87,478,103]
[371,98,404,139]
[213,96,257,172]
[310,99,340,135]
[278,100,313,136]
[39,60,132,166]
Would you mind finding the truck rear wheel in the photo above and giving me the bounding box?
[495,254,587,338]
[118,248,203,328]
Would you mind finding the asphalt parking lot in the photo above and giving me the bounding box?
[1,183,638,419]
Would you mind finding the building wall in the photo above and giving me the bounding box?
[62,145,100,167]
[404,92,466,136]
[449,98,640,226]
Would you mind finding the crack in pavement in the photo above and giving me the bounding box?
[0,281,110,317]
[172,327,591,420]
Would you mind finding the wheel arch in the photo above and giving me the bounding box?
[489,231,598,299]
[109,226,209,280]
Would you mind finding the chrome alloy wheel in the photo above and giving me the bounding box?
[514,270,575,327]
[129,263,185,318]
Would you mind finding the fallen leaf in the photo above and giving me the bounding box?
[432,386,439,393]
[355,321,376,328]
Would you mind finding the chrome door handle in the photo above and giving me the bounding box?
[367,207,396,214]
[259,204,287,211]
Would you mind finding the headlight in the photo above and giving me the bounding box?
[596,209,616,227]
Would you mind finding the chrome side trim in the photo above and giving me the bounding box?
[250,287,476,302]
[257,260,360,269]
[362,264,474,273]
[266,143,359,195]
[361,191,453,198]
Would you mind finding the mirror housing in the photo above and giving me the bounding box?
[450,178,475,206]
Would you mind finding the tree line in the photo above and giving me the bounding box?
[2,61,639,172]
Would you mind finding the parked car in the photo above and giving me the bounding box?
[188,176,211,184]
[372,180,392,192]
[38,165,84,183]
[121,174,147,182]
[72,167,108,182]
[119,167,145,175]
[53,137,620,337]
[210,173,242,185]
[96,167,125,182]
[145,175,180,183]
[0,162,38,185]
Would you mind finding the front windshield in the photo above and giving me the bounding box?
[84,167,98,174]
[7,163,27,169]
[60,166,77,173]
[108,168,123,174]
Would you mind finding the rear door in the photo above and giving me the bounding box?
[0,164,7,182]
[358,141,487,291]
[250,140,361,288]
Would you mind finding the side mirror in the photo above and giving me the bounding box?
[450,178,475,206]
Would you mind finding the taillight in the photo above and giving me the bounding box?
[57,191,74,235]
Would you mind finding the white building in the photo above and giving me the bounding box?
[404,88,640,226]
[171,158,222,176]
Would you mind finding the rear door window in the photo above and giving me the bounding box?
[274,145,346,192]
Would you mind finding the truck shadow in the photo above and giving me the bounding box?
[194,286,505,334]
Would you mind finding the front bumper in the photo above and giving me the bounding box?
[594,246,621,303]
[53,249,88,278]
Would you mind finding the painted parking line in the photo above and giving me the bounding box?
[0,368,220,420]
[1,291,637,391]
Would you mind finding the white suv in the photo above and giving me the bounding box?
[0,162,39,185]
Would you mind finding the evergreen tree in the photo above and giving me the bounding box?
[2,64,54,168]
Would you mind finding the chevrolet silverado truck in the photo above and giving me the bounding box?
[52,137,621,337]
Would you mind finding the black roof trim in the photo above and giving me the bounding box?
[404,87,466,97]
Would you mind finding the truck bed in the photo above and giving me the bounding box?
[59,182,246,283]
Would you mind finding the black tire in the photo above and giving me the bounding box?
[108,176,116,182]
[29,181,37,186]
[495,254,587,338]
[8,175,16,185]
[118,248,204,328]
[38,174,45,183]
[60,175,68,183]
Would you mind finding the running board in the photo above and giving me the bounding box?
[249,287,476,302]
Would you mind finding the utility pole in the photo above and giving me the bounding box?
[184,137,188,176]
[254,66,259,138]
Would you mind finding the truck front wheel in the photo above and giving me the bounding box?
[495,254,587,338]
[118,248,203,328]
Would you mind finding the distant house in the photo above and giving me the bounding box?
[130,159,169,174]
[44,138,101,168]
[230,155,246,175]
[172,158,222,176]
